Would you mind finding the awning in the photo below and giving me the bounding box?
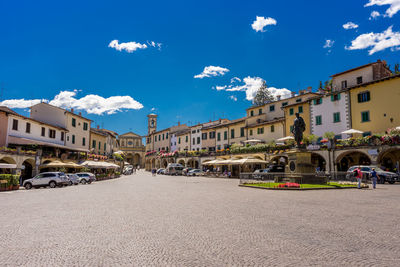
[0,163,17,169]
[277,136,294,141]
[231,157,268,165]
[40,160,83,168]
[80,161,120,169]
[341,129,363,134]
[8,136,89,152]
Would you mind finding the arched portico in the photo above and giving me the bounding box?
[335,150,372,171]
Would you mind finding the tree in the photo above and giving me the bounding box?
[252,81,274,106]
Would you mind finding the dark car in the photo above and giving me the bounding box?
[253,165,285,179]
[346,166,398,184]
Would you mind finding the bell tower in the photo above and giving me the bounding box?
[147,114,158,134]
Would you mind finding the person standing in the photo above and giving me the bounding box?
[371,168,380,189]
[354,167,363,189]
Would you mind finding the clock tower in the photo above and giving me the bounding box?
[147,114,158,134]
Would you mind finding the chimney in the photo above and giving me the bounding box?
[291,92,295,97]
[178,121,180,126]
[277,95,281,101]
[382,60,387,66]
[307,86,312,92]
[71,108,74,113]
[97,125,100,130]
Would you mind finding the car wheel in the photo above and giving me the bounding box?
[388,181,395,184]
[81,179,87,184]
[49,181,56,188]
[87,180,92,184]
[69,181,73,186]
[24,183,32,190]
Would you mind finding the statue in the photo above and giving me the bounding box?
[291,113,306,148]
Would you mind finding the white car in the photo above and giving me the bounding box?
[75,172,96,184]
[188,169,204,176]
[23,172,69,190]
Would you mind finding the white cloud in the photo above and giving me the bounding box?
[230,77,241,83]
[345,26,400,55]
[323,39,335,48]
[0,99,45,109]
[1,91,143,115]
[229,95,237,102]
[194,66,230,79]
[108,40,162,53]
[369,10,381,19]
[215,76,292,101]
[150,107,156,111]
[343,22,359,30]
[251,16,277,32]
[365,0,400,17]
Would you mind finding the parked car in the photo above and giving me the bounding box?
[165,163,184,176]
[253,165,285,179]
[346,165,398,184]
[183,168,193,175]
[66,173,79,185]
[23,172,69,190]
[75,172,96,184]
[156,168,165,174]
[187,169,204,176]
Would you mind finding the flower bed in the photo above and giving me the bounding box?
[241,182,362,190]
[0,174,20,191]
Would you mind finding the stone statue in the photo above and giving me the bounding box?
[291,113,306,147]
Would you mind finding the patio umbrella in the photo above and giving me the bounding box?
[0,163,17,169]
[203,159,225,165]
[64,162,83,168]
[277,136,294,142]
[40,160,69,168]
[232,157,268,165]
[341,129,363,134]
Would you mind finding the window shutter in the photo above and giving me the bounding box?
[331,95,334,101]
[337,93,341,100]
[313,99,316,105]
[367,91,370,101]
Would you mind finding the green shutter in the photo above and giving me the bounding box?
[337,93,341,100]
[331,95,334,101]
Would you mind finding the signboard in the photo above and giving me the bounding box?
[306,144,321,151]
[368,149,378,156]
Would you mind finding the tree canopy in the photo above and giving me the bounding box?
[252,81,274,106]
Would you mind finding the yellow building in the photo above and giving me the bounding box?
[176,129,191,151]
[283,101,312,136]
[89,128,107,155]
[350,74,400,135]
[247,118,285,142]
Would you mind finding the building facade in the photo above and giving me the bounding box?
[90,128,108,155]
[118,132,145,167]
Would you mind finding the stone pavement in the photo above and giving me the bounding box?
[1,171,400,266]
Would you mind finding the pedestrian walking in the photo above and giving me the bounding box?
[152,168,156,177]
[354,167,363,189]
[371,168,380,189]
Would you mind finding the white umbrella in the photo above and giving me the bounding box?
[277,136,294,141]
[341,129,363,134]
[396,126,400,130]
[232,158,268,165]
[0,163,17,169]
[243,139,262,143]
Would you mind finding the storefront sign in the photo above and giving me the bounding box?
[306,144,320,150]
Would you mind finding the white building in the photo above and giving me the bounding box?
[310,92,351,139]
[190,124,202,151]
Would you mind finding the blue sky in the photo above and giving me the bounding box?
[1,0,399,137]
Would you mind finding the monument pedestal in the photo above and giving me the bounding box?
[275,149,327,184]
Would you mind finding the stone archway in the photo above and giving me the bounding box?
[161,159,168,168]
[178,159,185,166]
[270,155,288,166]
[311,153,326,171]
[133,153,141,167]
[187,159,199,168]
[378,148,400,172]
[336,151,372,171]
[21,159,35,182]
[0,157,17,174]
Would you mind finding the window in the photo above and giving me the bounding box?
[178,137,181,144]
[72,135,75,144]
[41,127,45,137]
[361,111,370,122]
[104,143,106,151]
[331,93,340,101]
[98,142,101,150]
[209,131,215,139]
[231,129,235,138]
[162,134,164,140]
[240,127,245,137]
[72,118,76,127]
[316,115,322,125]
[358,91,370,103]
[192,130,196,134]
[202,133,207,140]
[341,80,347,89]
[193,138,195,145]
[314,98,322,105]
[217,132,221,141]
[269,105,275,112]
[26,122,31,133]
[289,108,294,115]
[61,132,64,141]
[185,136,188,142]
[83,122,88,131]
[12,119,18,131]
[158,135,161,141]
[271,125,275,132]
[333,112,340,123]
[92,140,96,148]
[224,131,227,140]
[258,109,262,115]
[296,98,302,103]
[257,127,264,134]
[197,129,199,133]
[298,106,303,113]
[282,102,288,107]
[197,137,200,144]
[49,129,56,139]
[363,131,372,137]
[67,136,69,141]
[249,129,253,136]
[82,137,86,146]
[166,133,169,139]
[250,110,254,116]
[357,76,363,84]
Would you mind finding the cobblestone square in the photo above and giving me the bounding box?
[1,171,400,266]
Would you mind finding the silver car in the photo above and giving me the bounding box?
[23,172,69,190]
[75,172,96,184]
[66,173,79,185]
